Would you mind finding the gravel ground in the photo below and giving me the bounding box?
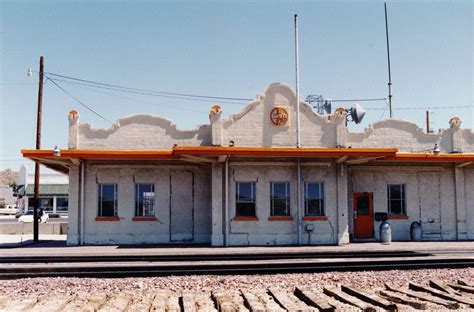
[1,268,472,299]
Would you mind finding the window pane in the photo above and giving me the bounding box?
[40,198,54,211]
[305,183,324,216]
[389,200,403,214]
[237,183,254,202]
[357,195,370,215]
[236,202,255,217]
[99,184,117,217]
[272,183,287,199]
[28,198,34,209]
[306,183,321,199]
[272,199,289,216]
[56,197,68,212]
[271,182,290,216]
[236,182,256,217]
[136,184,155,216]
[101,185,116,201]
[101,200,115,216]
[388,184,406,215]
[307,199,324,216]
[389,185,402,199]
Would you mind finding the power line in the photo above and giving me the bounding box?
[47,77,248,105]
[366,105,472,111]
[330,98,387,102]
[46,78,114,124]
[45,72,253,102]
[52,78,210,114]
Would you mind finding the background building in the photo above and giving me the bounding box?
[17,165,69,214]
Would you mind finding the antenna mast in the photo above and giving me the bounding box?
[384,1,393,118]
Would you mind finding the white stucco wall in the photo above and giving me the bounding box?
[465,168,474,239]
[76,163,211,245]
[227,163,338,246]
[349,167,459,241]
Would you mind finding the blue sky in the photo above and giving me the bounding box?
[1,0,472,170]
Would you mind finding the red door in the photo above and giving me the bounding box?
[354,193,373,239]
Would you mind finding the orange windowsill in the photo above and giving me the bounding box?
[132,217,158,221]
[387,215,409,220]
[303,216,328,221]
[268,216,294,221]
[95,217,120,221]
[233,216,259,221]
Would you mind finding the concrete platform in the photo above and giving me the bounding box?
[0,238,473,257]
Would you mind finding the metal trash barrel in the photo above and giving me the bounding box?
[410,221,422,241]
[380,221,392,244]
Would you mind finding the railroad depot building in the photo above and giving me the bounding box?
[22,83,474,246]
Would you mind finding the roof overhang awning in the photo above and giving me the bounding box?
[382,153,474,164]
[21,149,175,174]
[22,147,474,174]
[22,147,399,173]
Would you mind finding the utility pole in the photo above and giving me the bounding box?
[33,56,44,242]
[426,110,430,134]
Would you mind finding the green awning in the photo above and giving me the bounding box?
[25,184,68,196]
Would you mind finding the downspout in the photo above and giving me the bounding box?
[294,14,302,245]
[80,160,85,245]
[224,156,229,246]
[297,158,302,245]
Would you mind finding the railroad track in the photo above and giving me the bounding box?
[0,251,472,279]
[0,250,434,263]
[0,278,473,311]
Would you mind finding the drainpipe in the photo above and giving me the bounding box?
[297,158,302,245]
[80,160,85,245]
[224,156,229,246]
[294,14,302,245]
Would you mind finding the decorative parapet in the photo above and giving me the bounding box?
[334,108,348,148]
[68,110,79,149]
[347,119,440,152]
[209,105,223,146]
[220,83,335,148]
[449,116,463,153]
[75,114,211,150]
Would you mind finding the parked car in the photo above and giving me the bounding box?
[18,210,49,223]
[0,205,19,215]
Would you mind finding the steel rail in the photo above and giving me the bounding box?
[0,250,434,263]
[0,257,472,279]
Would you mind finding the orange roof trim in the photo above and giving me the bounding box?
[386,153,474,163]
[21,149,175,159]
[173,146,398,157]
[21,147,474,163]
[22,146,399,160]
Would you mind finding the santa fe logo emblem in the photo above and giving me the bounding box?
[270,107,289,126]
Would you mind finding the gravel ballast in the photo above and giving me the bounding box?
[1,268,472,299]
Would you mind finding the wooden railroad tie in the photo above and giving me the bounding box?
[341,285,398,311]
[385,282,460,309]
[294,287,335,312]
[323,286,377,311]
[429,279,462,296]
[409,282,474,308]
[378,289,428,310]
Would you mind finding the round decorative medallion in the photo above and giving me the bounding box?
[270,107,289,126]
